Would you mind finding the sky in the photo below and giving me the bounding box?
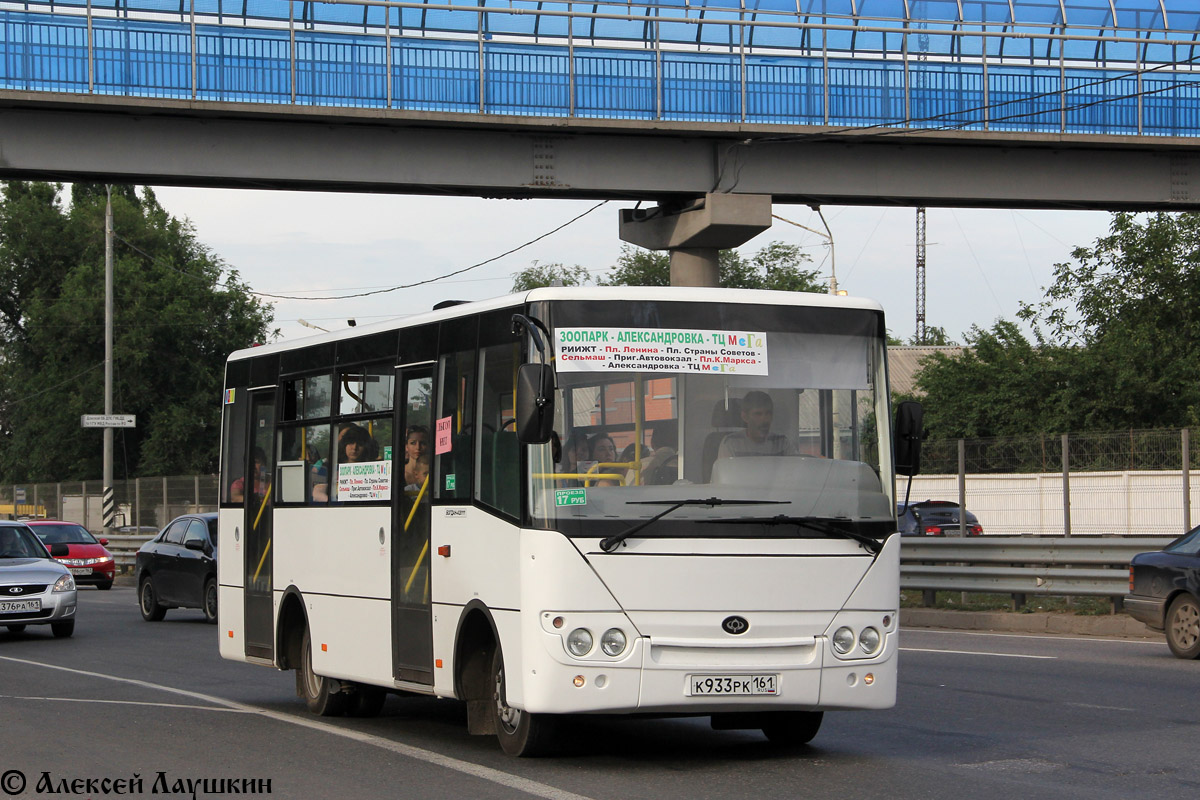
[150,187,1116,345]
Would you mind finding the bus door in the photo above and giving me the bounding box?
[392,365,435,684]
[243,389,275,661]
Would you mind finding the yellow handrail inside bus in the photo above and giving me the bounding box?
[403,475,431,597]
[251,482,274,584]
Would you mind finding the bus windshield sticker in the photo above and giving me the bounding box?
[555,488,587,507]
[336,460,391,502]
[445,474,457,491]
[555,328,768,375]
[224,388,235,404]
[435,416,453,454]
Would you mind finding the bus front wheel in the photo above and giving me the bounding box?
[297,627,347,717]
[761,711,823,746]
[491,648,554,757]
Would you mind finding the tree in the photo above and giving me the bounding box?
[510,261,592,292]
[0,182,275,481]
[600,242,823,291]
[912,212,1200,441]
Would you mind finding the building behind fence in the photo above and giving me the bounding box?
[0,429,1196,537]
[0,476,219,532]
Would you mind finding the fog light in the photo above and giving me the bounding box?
[573,675,586,688]
[566,628,593,657]
[833,626,855,654]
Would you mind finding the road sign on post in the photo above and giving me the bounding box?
[81,415,136,428]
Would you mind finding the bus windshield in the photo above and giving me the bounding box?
[528,299,895,538]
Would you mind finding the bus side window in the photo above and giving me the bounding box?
[435,349,476,502]
[477,342,520,520]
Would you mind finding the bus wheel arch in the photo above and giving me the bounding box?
[276,587,307,671]
[454,602,500,735]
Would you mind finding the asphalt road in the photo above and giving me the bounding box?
[1,588,1197,800]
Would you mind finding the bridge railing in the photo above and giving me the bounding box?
[2,1,1199,134]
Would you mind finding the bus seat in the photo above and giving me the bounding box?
[701,398,743,483]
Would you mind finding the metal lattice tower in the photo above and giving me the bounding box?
[915,207,927,345]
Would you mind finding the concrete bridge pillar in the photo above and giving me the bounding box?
[618,193,773,288]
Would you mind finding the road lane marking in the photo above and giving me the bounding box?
[902,628,1161,645]
[900,647,1056,660]
[0,694,249,712]
[0,655,595,800]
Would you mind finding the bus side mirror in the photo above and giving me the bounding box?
[894,401,924,477]
[515,363,556,444]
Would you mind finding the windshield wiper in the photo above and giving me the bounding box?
[721,515,888,555]
[598,498,787,553]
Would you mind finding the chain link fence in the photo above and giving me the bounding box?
[0,475,218,533]
[913,428,1198,536]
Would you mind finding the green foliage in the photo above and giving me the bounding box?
[913,212,1200,444]
[510,261,592,292]
[600,241,823,291]
[0,182,275,481]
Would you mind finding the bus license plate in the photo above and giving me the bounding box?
[0,599,41,614]
[688,674,779,696]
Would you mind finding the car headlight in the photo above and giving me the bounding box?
[566,628,594,657]
[52,574,75,593]
[600,628,627,657]
[832,626,856,655]
[859,627,882,655]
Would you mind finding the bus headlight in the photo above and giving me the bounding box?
[832,626,855,655]
[600,628,627,657]
[566,628,594,657]
[859,627,882,656]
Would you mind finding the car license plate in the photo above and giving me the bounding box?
[69,568,91,576]
[687,674,779,696]
[0,599,41,613]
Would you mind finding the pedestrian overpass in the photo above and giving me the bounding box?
[2,1,1200,209]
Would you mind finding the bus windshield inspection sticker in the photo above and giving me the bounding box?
[554,328,768,375]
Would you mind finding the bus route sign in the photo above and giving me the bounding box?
[554,327,768,375]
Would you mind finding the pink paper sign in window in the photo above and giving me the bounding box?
[435,416,453,454]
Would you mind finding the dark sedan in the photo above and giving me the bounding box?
[135,513,218,624]
[897,500,983,536]
[1127,526,1200,659]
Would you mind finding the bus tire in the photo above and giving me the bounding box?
[139,576,167,621]
[297,627,347,717]
[492,648,555,757]
[346,685,387,718]
[761,711,823,746]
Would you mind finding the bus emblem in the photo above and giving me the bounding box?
[721,616,749,635]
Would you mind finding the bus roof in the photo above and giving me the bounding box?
[228,286,885,362]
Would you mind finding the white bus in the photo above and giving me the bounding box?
[217,287,922,756]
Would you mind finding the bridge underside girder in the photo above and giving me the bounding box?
[2,95,1200,211]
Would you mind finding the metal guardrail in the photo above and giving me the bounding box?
[900,536,1177,603]
[105,534,155,573]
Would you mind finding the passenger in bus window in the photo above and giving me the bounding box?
[588,433,621,486]
[716,391,797,459]
[404,425,429,477]
[311,424,376,502]
[405,454,430,493]
[556,431,589,487]
[230,448,268,503]
[641,426,679,485]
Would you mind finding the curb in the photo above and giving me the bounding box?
[900,608,1159,639]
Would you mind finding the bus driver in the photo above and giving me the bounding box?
[716,390,797,459]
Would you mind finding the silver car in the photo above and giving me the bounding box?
[0,520,78,638]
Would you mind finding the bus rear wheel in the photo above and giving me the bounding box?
[491,648,554,757]
[761,711,823,746]
[297,627,347,717]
